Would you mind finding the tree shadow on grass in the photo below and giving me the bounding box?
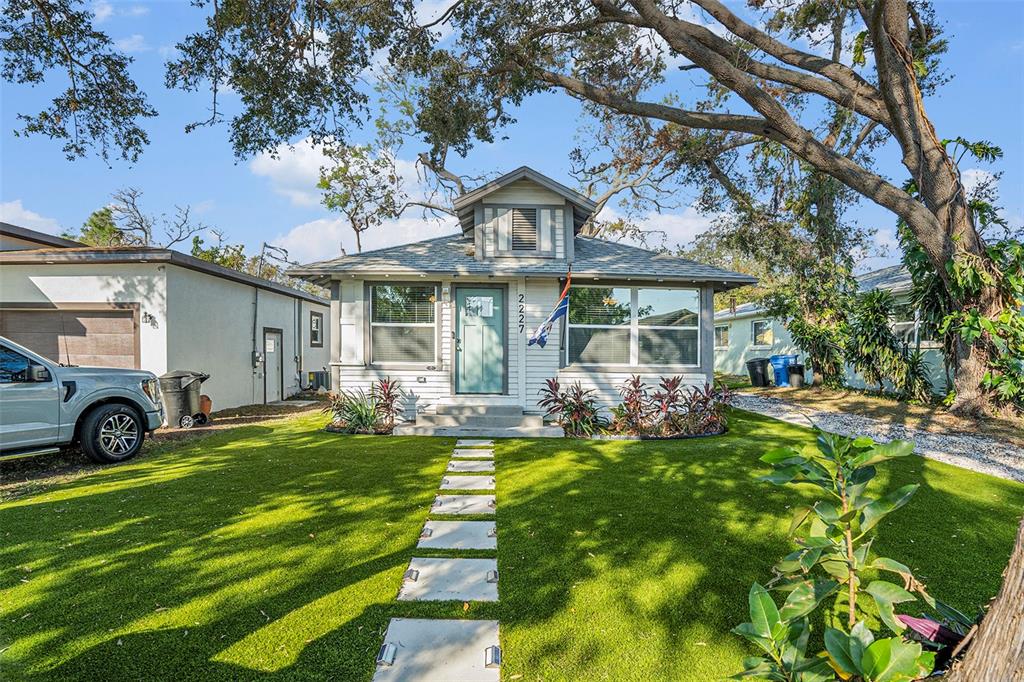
[490,409,1024,681]
[0,418,456,680]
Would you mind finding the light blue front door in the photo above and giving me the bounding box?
[456,288,505,394]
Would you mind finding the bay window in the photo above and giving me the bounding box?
[369,284,437,364]
[566,285,701,366]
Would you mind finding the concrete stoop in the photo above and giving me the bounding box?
[392,402,563,438]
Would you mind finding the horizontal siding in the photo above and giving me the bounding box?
[486,179,567,206]
[556,369,708,414]
[523,279,562,413]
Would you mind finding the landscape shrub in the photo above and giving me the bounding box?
[540,375,731,438]
[323,377,404,434]
[732,432,940,681]
[538,378,607,437]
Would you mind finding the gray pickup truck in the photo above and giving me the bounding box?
[0,336,165,463]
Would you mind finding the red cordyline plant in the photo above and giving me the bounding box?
[612,375,654,435]
[538,378,607,437]
[371,377,403,431]
[651,376,685,435]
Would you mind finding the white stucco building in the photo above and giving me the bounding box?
[0,222,330,411]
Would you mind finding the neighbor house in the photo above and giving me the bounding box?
[0,222,331,411]
[713,264,949,393]
[289,167,755,435]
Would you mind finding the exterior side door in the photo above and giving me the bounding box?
[0,344,60,451]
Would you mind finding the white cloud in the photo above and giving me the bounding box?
[92,0,113,23]
[273,214,459,264]
[115,34,149,52]
[596,204,718,250]
[249,139,328,207]
[855,227,902,274]
[124,5,150,17]
[0,200,63,234]
[961,168,997,196]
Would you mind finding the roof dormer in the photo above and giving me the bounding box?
[453,167,597,262]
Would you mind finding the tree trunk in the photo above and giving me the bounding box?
[944,515,1024,681]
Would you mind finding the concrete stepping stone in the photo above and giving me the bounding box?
[398,557,499,602]
[373,618,500,681]
[440,475,495,491]
[431,495,495,515]
[448,460,494,473]
[456,439,494,447]
[452,449,494,459]
[418,521,497,550]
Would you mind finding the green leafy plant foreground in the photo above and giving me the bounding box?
[323,377,403,434]
[733,432,936,681]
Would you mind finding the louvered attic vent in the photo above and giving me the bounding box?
[511,208,538,250]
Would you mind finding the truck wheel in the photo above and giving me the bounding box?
[81,404,145,463]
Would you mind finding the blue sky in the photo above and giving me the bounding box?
[2,0,1022,271]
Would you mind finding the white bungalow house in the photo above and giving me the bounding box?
[289,167,755,436]
[713,264,949,393]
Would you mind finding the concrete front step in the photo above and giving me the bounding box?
[436,403,525,417]
[394,424,563,438]
[416,414,544,428]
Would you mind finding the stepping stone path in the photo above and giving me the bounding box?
[418,521,497,550]
[448,460,495,473]
[374,441,502,681]
[452,449,494,459]
[440,475,495,491]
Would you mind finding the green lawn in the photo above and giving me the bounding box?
[2,411,1022,680]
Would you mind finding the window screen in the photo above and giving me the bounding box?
[511,208,538,250]
[309,312,323,347]
[370,285,437,363]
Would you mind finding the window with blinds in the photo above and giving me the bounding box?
[370,284,437,364]
[511,208,538,250]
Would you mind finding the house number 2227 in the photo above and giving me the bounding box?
[518,293,526,333]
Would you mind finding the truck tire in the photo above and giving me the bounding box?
[80,404,146,463]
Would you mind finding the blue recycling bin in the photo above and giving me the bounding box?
[769,354,799,387]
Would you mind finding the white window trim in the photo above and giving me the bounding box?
[751,319,774,349]
[368,283,439,367]
[565,284,702,368]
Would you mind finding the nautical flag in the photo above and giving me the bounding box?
[528,272,571,348]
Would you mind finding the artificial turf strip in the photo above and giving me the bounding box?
[0,416,489,681]
[493,409,1024,681]
[2,410,1022,680]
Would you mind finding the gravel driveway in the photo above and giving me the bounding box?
[732,393,1024,483]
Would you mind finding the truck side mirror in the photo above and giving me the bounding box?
[29,365,51,382]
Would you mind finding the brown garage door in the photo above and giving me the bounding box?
[0,308,139,368]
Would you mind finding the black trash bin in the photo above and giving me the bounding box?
[788,364,806,388]
[159,370,210,428]
[746,358,771,387]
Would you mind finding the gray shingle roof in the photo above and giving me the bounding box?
[856,264,912,294]
[289,233,756,289]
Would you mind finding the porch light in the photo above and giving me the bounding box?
[484,645,502,668]
[377,642,398,666]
